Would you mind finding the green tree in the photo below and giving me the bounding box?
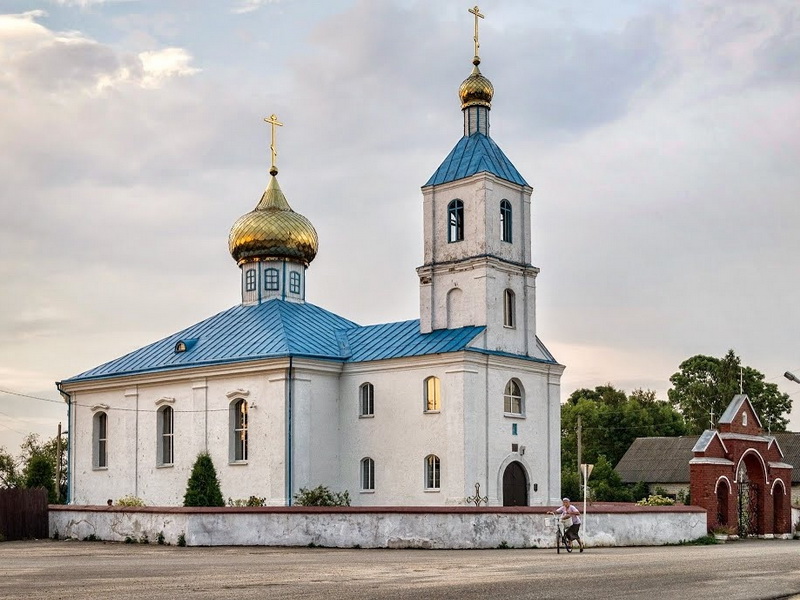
[24,454,56,503]
[1,434,67,502]
[183,453,225,507]
[561,385,686,501]
[0,447,22,489]
[668,350,792,434]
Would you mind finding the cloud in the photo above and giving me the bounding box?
[139,47,201,88]
[231,0,285,15]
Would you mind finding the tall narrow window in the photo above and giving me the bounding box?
[424,376,441,412]
[245,269,257,292]
[264,268,279,291]
[359,383,374,417]
[504,379,524,415]
[157,406,174,466]
[93,412,107,468]
[425,454,440,490]
[500,200,512,242]
[361,457,375,491]
[289,271,301,294]
[231,399,248,462]
[448,199,464,242]
[503,289,516,328]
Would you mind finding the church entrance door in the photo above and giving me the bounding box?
[502,461,528,506]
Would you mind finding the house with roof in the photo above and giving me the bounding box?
[616,395,796,536]
[57,25,564,507]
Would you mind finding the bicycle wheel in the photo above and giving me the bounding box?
[556,529,561,553]
[564,534,573,553]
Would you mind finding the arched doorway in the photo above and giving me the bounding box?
[502,461,528,506]
[715,479,730,527]
[773,483,786,535]
[737,453,763,537]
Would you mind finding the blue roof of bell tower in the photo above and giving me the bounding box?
[424,133,528,187]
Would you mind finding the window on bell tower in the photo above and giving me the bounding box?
[500,200,512,243]
[504,289,516,328]
[289,271,301,294]
[448,199,464,242]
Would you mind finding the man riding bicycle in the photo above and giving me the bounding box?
[553,497,584,552]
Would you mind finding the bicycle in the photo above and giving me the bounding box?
[547,514,573,553]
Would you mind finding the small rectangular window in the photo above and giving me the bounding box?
[264,268,279,291]
[245,269,256,292]
[289,271,301,294]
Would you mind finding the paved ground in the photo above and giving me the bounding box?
[1,539,799,600]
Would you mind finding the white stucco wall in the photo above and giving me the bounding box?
[49,506,708,548]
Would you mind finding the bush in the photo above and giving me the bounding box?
[116,495,146,507]
[228,496,267,507]
[157,531,165,545]
[636,494,675,506]
[177,533,186,547]
[183,453,224,507]
[293,485,350,506]
[24,454,56,503]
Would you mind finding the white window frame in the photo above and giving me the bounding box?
[360,457,375,491]
[157,405,174,466]
[504,379,524,416]
[500,199,512,243]
[425,454,440,490]
[230,398,248,463]
[424,376,441,413]
[93,411,108,469]
[359,383,374,417]
[503,289,516,328]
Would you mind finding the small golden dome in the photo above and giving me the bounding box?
[459,57,494,109]
[228,175,318,266]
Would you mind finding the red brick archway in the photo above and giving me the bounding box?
[690,395,793,536]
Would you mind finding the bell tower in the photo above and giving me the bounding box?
[417,7,539,357]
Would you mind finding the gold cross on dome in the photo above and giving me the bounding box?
[264,114,283,174]
[469,5,484,59]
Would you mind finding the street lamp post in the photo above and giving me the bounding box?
[784,371,800,384]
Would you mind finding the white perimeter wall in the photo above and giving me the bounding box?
[50,506,708,548]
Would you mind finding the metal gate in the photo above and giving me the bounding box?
[737,481,760,537]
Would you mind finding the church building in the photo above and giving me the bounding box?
[58,10,564,507]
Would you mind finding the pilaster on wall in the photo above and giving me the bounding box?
[192,379,208,455]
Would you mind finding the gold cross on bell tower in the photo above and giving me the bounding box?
[264,113,283,176]
[468,5,485,62]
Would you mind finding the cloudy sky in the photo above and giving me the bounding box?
[1,0,799,453]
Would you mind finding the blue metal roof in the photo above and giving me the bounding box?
[64,301,359,382]
[63,302,487,383]
[424,133,528,187]
[345,320,484,363]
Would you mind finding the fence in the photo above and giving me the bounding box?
[50,503,708,548]
[0,488,49,541]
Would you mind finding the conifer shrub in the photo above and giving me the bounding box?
[183,453,224,507]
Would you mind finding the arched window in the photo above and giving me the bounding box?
[503,289,516,328]
[359,383,374,417]
[289,271,301,294]
[361,457,375,491]
[424,376,441,412]
[504,379,524,415]
[157,406,174,466]
[245,268,256,292]
[93,412,108,468]
[500,200,512,242]
[425,454,440,490]
[230,399,248,462]
[448,199,464,242]
[264,268,279,291]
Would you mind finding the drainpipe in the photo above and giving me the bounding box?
[56,382,72,504]
[286,356,294,506]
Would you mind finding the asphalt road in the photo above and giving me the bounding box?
[1,539,799,600]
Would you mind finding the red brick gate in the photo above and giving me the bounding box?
[690,395,793,536]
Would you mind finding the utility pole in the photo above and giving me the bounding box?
[55,422,62,503]
[576,415,582,486]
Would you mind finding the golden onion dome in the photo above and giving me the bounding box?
[459,57,494,109]
[228,173,318,266]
